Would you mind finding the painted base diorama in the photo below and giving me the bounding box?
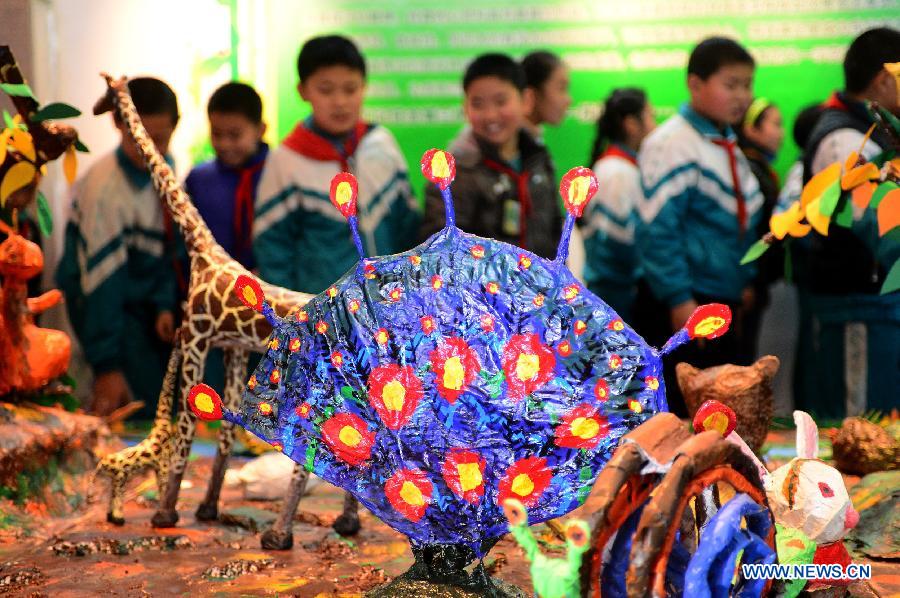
[0,62,898,597]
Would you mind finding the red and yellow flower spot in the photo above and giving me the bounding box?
[557,340,572,357]
[555,404,609,449]
[388,287,403,302]
[385,468,433,522]
[289,337,301,352]
[574,320,587,335]
[295,402,311,418]
[498,457,552,507]
[607,319,624,331]
[296,310,308,323]
[533,294,545,307]
[441,450,486,504]
[485,281,500,295]
[363,263,376,279]
[685,304,732,340]
[327,286,338,298]
[258,402,273,416]
[518,254,532,270]
[187,383,224,421]
[420,148,456,190]
[235,274,264,312]
[628,399,643,414]
[248,375,258,390]
[321,412,375,466]
[329,172,358,218]
[316,320,329,334]
[563,284,579,302]
[348,298,361,313]
[430,337,481,403]
[480,314,495,332]
[375,328,390,345]
[368,363,423,429]
[693,400,737,437]
[409,255,422,266]
[471,244,485,259]
[502,333,556,401]
[593,379,609,401]
[645,376,659,391]
[560,166,599,217]
[608,354,622,370]
[270,441,283,452]
[268,338,280,350]
[331,352,344,368]
[420,316,436,335]
[269,369,281,384]
[431,275,443,290]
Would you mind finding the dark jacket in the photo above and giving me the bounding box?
[420,128,563,260]
[739,139,783,290]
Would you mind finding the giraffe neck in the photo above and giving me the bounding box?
[152,342,181,426]
[109,80,216,257]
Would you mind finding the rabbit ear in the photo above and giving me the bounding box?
[793,410,819,459]
[754,355,780,380]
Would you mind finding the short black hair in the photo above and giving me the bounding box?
[124,77,179,125]
[207,82,263,124]
[792,103,825,149]
[463,53,526,93]
[843,27,900,94]
[687,37,755,80]
[297,35,366,82]
[521,50,563,90]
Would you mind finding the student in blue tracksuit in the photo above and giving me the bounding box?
[253,35,420,294]
[634,38,763,415]
[580,88,656,321]
[56,77,181,417]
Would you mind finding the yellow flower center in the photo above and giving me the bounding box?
[431,151,450,179]
[571,417,599,439]
[457,462,483,492]
[516,353,540,381]
[399,481,425,506]
[511,473,535,497]
[443,356,465,390]
[568,175,591,206]
[382,380,406,411]
[194,392,214,414]
[693,316,725,337]
[339,425,362,447]
[702,412,730,436]
[242,286,257,306]
[335,181,353,206]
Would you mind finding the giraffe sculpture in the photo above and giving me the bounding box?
[95,75,360,548]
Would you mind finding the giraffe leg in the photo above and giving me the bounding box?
[107,472,127,526]
[152,338,208,528]
[333,492,361,537]
[260,463,309,550]
[197,348,247,521]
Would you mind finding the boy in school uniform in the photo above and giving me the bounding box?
[799,27,900,417]
[56,77,181,417]
[253,35,420,294]
[420,53,562,259]
[185,81,268,270]
[634,38,763,414]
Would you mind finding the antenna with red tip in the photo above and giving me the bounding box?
[329,172,365,259]
[421,149,457,228]
[556,167,599,263]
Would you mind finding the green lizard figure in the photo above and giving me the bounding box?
[503,499,590,598]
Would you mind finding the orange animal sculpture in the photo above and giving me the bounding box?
[0,216,71,396]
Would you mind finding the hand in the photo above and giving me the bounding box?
[91,370,131,416]
[741,287,756,312]
[155,311,175,343]
[670,299,698,332]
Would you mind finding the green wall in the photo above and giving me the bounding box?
[253,0,900,195]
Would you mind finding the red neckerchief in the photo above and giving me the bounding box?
[233,160,265,258]
[822,91,849,112]
[710,137,748,234]
[282,121,369,172]
[482,158,531,248]
[600,143,637,166]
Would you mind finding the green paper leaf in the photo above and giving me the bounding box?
[36,191,52,236]
[30,102,81,122]
[0,82,36,100]
[834,194,854,228]
[876,105,900,135]
[2,110,14,130]
[740,238,770,265]
[818,177,843,217]
[73,138,90,153]
[881,260,900,295]
[870,182,899,210]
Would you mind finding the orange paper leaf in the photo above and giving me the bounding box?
[843,151,860,172]
[0,161,37,207]
[805,197,830,236]
[9,128,35,161]
[0,129,11,165]
[877,189,900,236]
[62,145,77,184]
[800,162,840,209]
[852,181,877,209]
[841,162,879,191]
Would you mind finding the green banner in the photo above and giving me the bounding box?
[242,0,900,195]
